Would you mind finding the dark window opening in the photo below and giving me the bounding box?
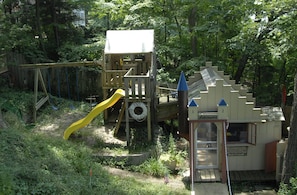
[227,123,247,142]
[227,123,256,145]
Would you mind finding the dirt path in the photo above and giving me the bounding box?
[34,110,126,145]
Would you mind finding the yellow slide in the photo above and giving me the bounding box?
[63,89,125,140]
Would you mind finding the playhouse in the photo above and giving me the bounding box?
[63,29,178,143]
[184,62,286,183]
[102,29,157,142]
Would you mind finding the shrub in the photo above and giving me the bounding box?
[133,158,169,178]
[278,178,297,195]
[160,134,187,171]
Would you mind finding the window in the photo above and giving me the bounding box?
[227,123,256,145]
[73,9,86,27]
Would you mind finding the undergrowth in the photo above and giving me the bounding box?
[0,127,188,194]
[0,88,189,194]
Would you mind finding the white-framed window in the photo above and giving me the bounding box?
[227,123,256,145]
[73,9,86,27]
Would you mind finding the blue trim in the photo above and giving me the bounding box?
[177,71,188,91]
[218,98,227,106]
[188,99,198,107]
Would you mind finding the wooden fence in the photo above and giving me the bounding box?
[4,58,103,101]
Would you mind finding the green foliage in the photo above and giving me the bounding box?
[0,0,102,63]
[0,126,188,194]
[0,88,188,194]
[0,168,14,195]
[58,41,104,62]
[278,178,297,195]
[0,87,33,126]
[177,57,206,77]
[1,0,296,106]
[160,134,187,171]
[132,158,169,178]
[157,68,176,84]
[129,126,153,152]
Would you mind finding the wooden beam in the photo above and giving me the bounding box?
[38,69,49,98]
[23,60,103,122]
[20,60,103,69]
[33,68,50,122]
[125,98,130,146]
[114,101,125,137]
[147,101,151,141]
[33,69,38,122]
[36,96,49,110]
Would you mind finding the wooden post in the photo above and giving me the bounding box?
[125,98,130,146]
[33,68,38,122]
[190,122,195,184]
[221,121,227,183]
[114,101,125,136]
[33,68,49,122]
[147,101,151,141]
[177,72,189,137]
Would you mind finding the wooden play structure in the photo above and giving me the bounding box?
[179,62,286,184]
[7,29,289,186]
[102,29,177,142]
[19,29,178,143]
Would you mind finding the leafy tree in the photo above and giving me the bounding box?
[282,70,297,184]
[0,0,95,63]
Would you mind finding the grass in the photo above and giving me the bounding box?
[0,87,189,194]
[0,128,189,194]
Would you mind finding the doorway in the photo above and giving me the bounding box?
[195,122,218,169]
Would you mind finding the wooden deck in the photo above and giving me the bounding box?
[230,170,275,182]
[195,169,276,183]
[195,169,221,182]
[156,99,178,122]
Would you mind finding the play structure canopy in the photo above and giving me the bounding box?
[104,29,154,54]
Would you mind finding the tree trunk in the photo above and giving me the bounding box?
[233,54,248,84]
[51,0,59,48]
[188,6,198,57]
[281,70,297,184]
[35,0,46,56]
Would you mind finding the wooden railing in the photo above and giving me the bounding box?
[124,68,151,100]
[157,86,177,103]
[102,69,127,88]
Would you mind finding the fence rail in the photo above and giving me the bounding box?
[124,68,150,100]
[102,69,127,88]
